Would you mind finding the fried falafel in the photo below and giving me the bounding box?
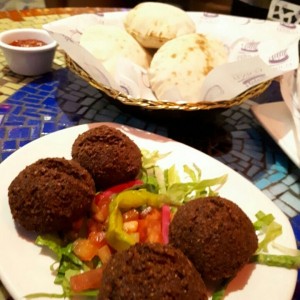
[71,125,142,191]
[8,157,96,233]
[98,242,207,300]
[169,196,258,282]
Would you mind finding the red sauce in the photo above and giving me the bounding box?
[9,39,47,47]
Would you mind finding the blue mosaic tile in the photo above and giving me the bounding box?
[61,102,82,113]
[39,109,59,116]
[0,128,4,139]
[3,120,24,126]
[270,182,290,196]
[268,172,287,183]
[3,140,17,151]
[1,151,13,161]
[43,97,56,106]
[271,153,289,173]
[6,115,26,124]
[38,91,50,97]
[10,91,27,100]
[19,140,32,147]
[231,149,251,162]
[27,119,42,125]
[22,86,42,94]
[23,110,42,119]
[274,199,297,218]
[42,122,57,134]
[243,148,264,160]
[38,84,56,92]
[282,174,298,185]
[62,93,81,102]
[255,177,271,190]
[11,106,22,115]
[81,97,97,106]
[30,126,41,139]
[84,109,97,120]
[238,160,250,169]
[291,214,300,248]
[280,191,300,211]
[76,106,88,116]
[290,182,300,195]
[247,165,261,177]
[8,127,30,139]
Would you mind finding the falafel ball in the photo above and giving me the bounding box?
[98,243,208,300]
[8,157,96,233]
[71,125,142,190]
[169,196,258,282]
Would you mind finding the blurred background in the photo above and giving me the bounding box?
[0,1,299,27]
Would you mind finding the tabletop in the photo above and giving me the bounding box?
[0,7,299,300]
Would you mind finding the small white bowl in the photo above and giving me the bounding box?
[0,28,57,76]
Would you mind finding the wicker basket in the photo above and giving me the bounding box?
[65,54,271,111]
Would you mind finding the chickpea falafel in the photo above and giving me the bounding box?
[71,125,142,190]
[169,196,258,282]
[8,157,96,233]
[98,242,208,300]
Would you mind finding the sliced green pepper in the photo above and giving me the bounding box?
[105,189,176,251]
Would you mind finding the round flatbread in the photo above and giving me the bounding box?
[124,2,196,49]
[148,33,228,102]
[80,24,151,76]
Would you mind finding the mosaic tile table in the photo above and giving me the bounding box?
[0,7,300,300]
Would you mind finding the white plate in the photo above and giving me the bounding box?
[251,101,300,168]
[0,122,297,300]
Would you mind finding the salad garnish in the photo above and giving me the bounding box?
[25,150,299,299]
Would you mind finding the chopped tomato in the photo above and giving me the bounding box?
[138,208,163,244]
[88,231,106,248]
[70,267,103,292]
[73,239,98,262]
[93,193,111,222]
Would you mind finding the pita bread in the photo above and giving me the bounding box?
[124,2,196,49]
[148,33,228,102]
[80,24,151,76]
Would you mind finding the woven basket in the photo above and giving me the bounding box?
[65,54,271,111]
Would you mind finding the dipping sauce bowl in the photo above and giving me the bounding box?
[0,28,57,76]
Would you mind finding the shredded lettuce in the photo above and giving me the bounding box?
[254,211,283,253]
[141,149,171,169]
[142,156,228,204]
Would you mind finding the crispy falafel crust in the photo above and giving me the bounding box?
[71,125,142,190]
[98,243,208,300]
[169,196,258,282]
[8,157,96,233]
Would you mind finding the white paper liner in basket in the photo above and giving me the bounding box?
[64,52,271,111]
[43,11,300,110]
